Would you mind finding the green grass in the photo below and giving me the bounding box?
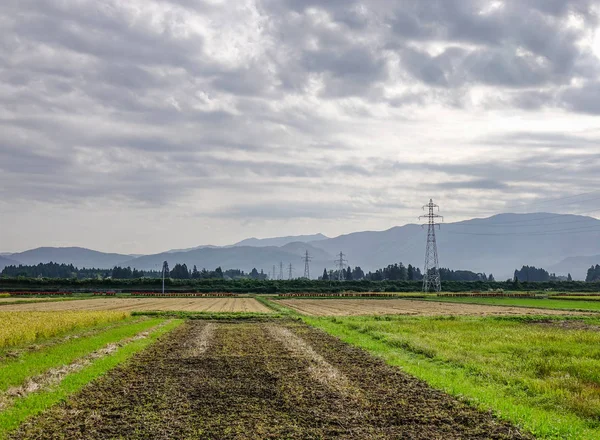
[0,319,182,438]
[304,314,600,440]
[422,296,600,312]
[0,317,163,392]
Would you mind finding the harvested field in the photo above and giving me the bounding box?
[0,297,270,313]
[10,321,529,439]
[279,298,591,316]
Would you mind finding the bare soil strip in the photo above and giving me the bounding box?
[279,298,591,316]
[0,320,171,412]
[0,298,270,313]
[11,321,530,439]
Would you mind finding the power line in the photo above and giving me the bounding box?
[501,190,600,210]
[420,199,443,293]
[447,224,600,237]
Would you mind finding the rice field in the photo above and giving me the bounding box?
[0,311,128,348]
[0,298,271,313]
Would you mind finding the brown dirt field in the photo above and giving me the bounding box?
[279,298,590,316]
[0,298,270,313]
[10,321,530,439]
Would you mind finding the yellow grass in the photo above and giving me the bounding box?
[0,293,9,298]
[0,311,129,348]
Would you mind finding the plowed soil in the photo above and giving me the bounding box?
[11,321,530,439]
[0,298,270,313]
[279,298,589,316]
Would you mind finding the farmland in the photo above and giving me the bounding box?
[0,294,598,439]
[277,298,594,316]
[8,321,528,439]
[303,314,600,439]
[422,296,600,312]
[0,297,270,313]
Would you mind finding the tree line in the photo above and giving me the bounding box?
[513,266,572,283]
[586,265,600,282]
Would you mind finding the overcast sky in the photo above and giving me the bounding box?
[1,0,600,254]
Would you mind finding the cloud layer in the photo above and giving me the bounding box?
[1,0,600,252]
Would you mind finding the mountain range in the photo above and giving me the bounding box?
[2,213,600,280]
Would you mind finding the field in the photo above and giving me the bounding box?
[423,296,600,312]
[0,311,128,348]
[0,298,270,313]
[304,314,600,439]
[1,295,598,439]
[278,298,593,316]
[7,321,528,439]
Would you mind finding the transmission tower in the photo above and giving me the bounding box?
[288,263,294,280]
[272,265,276,281]
[302,250,312,279]
[419,198,443,292]
[279,261,284,280]
[335,251,347,281]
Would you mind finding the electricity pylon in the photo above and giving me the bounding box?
[335,251,347,281]
[419,199,443,292]
[279,261,284,280]
[272,265,276,281]
[302,250,312,279]
[288,263,294,280]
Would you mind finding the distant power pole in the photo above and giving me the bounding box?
[288,263,294,280]
[279,261,284,280]
[272,265,276,281]
[419,199,443,292]
[335,251,347,281]
[302,250,312,279]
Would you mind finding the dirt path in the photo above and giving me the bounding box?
[10,321,530,439]
[279,298,591,316]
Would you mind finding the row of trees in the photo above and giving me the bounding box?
[513,266,572,283]
[586,265,600,282]
[2,263,111,279]
[161,263,268,280]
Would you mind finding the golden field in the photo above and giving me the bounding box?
[0,311,129,348]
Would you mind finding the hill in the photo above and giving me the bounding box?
[233,234,328,248]
[8,247,133,269]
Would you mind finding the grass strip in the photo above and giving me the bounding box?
[0,319,182,438]
[304,316,600,440]
[0,318,163,392]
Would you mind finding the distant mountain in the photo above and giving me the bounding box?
[8,247,132,269]
[5,213,600,280]
[0,255,20,271]
[165,245,218,254]
[309,213,600,280]
[122,242,333,278]
[547,255,600,281]
[233,233,329,248]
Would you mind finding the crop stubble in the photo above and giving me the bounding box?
[0,298,270,313]
[279,298,591,316]
[11,321,529,439]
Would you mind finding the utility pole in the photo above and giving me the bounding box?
[335,251,347,281]
[302,250,312,279]
[419,199,443,292]
[161,261,169,295]
[288,263,293,280]
[279,261,284,280]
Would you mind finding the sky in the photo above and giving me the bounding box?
[1,0,600,254]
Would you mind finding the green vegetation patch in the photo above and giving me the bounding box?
[304,314,600,439]
[0,317,163,392]
[0,319,182,438]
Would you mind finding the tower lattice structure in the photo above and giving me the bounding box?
[302,250,312,279]
[279,261,284,280]
[419,199,443,292]
[288,263,294,280]
[335,251,347,281]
